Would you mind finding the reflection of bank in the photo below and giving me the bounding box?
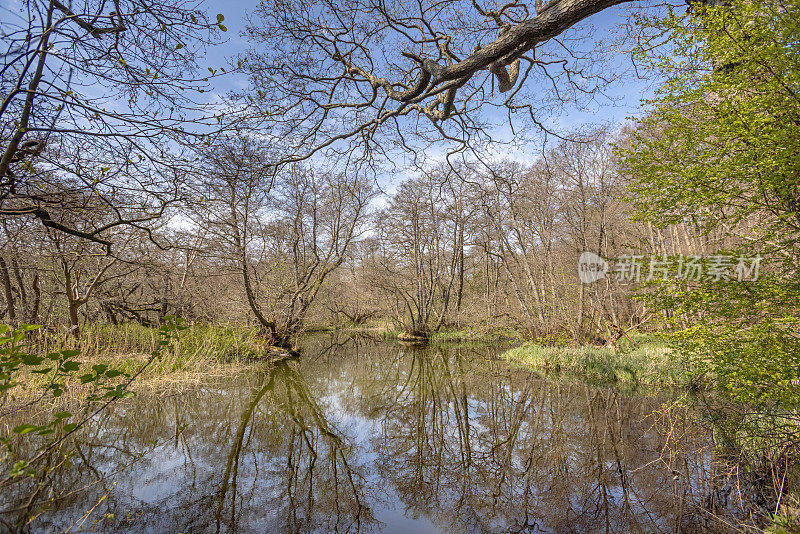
[365,345,728,534]
[578,251,609,283]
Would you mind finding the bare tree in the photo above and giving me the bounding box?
[43,207,144,336]
[547,131,632,341]
[54,238,117,338]
[0,218,44,325]
[197,136,375,347]
[368,165,473,336]
[1,0,230,247]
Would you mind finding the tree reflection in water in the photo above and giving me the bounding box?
[214,357,371,534]
[1,336,735,533]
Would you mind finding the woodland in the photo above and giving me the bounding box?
[1,0,799,531]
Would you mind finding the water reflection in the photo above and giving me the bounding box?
[2,336,732,532]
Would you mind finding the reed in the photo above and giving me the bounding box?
[22,322,269,388]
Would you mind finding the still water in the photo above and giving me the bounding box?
[4,336,730,533]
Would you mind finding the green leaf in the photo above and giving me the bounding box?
[54,411,72,420]
[105,389,135,400]
[216,13,225,23]
[218,24,227,32]
[61,361,81,372]
[10,460,29,477]
[13,424,39,435]
[21,353,44,366]
[92,364,108,375]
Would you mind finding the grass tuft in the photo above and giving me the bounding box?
[503,338,686,387]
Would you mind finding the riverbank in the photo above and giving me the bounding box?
[5,321,681,422]
[20,322,684,391]
[13,323,274,398]
[503,336,686,387]
[381,326,521,345]
[317,322,522,344]
[334,324,683,387]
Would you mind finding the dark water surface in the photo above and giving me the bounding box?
[5,336,726,533]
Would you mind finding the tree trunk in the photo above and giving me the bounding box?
[0,256,16,324]
[68,299,81,338]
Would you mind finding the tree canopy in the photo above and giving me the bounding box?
[620,0,800,406]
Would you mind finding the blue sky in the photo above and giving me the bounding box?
[0,0,659,188]
[1,0,657,132]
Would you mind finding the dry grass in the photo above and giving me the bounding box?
[25,323,270,380]
[1,323,270,425]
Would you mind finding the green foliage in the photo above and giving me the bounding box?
[644,277,800,405]
[766,502,800,534]
[623,0,800,241]
[619,0,800,407]
[0,324,94,402]
[381,329,401,341]
[0,317,187,484]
